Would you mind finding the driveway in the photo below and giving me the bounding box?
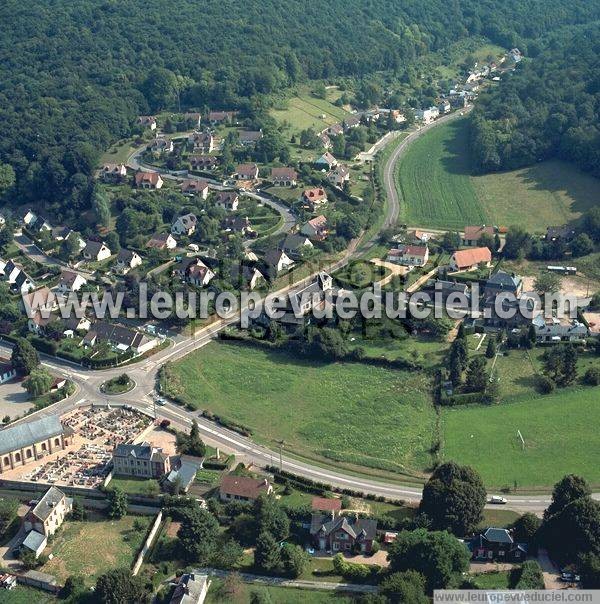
[537,549,563,589]
[0,379,34,420]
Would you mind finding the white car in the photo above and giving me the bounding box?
[489,495,508,504]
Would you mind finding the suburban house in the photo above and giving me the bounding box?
[326,123,344,137]
[190,155,219,170]
[483,271,523,299]
[63,316,92,337]
[82,240,111,262]
[82,321,158,355]
[238,130,263,147]
[112,442,171,479]
[171,213,198,237]
[315,152,337,170]
[327,165,350,188]
[219,475,273,502]
[102,163,127,182]
[301,215,328,241]
[27,311,58,335]
[279,233,314,258]
[181,179,209,199]
[406,229,433,245]
[546,225,576,243]
[462,225,495,247]
[51,227,85,249]
[21,286,58,316]
[115,249,143,274]
[188,131,214,153]
[1,259,35,293]
[150,137,174,154]
[57,270,87,294]
[270,167,298,187]
[284,272,333,321]
[532,315,589,343]
[137,115,157,130]
[319,133,332,149]
[310,514,377,554]
[164,457,202,495]
[264,249,294,275]
[387,245,429,267]
[450,247,492,272]
[0,416,71,474]
[222,216,256,237]
[0,359,16,384]
[343,115,361,130]
[21,530,47,559]
[438,100,451,114]
[470,528,526,562]
[135,171,164,190]
[24,486,72,537]
[230,264,265,291]
[172,257,215,287]
[146,232,177,250]
[235,163,259,181]
[21,209,38,228]
[208,110,237,125]
[215,191,239,211]
[301,188,328,211]
[415,106,440,123]
[169,573,210,604]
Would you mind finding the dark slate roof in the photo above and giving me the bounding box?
[483,527,514,544]
[310,513,377,540]
[166,457,201,490]
[0,416,64,455]
[32,487,68,522]
[486,270,521,289]
[114,442,166,462]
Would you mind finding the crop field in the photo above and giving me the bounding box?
[397,117,599,232]
[441,386,600,488]
[168,341,436,476]
[271,94,349,133]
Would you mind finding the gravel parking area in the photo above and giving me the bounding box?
[0,379,34,420]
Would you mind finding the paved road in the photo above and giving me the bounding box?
[1,114,575,513]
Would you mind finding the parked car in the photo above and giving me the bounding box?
[560,571,580,583]
[489,495,508,504]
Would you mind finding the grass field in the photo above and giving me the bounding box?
[109,476,160,496]
[271,93,349,133]
[442,386,600,488]
[397,117,599,232]
[168,341,436,475]
[42,515,150,585]
[0,587,55,604]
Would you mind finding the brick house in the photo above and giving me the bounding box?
[219,475,272,502]
[470,528,527,562]
[310,514,377,554]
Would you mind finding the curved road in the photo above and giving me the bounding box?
[3,111,573,514]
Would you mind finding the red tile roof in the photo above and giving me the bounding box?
[452,247,492,269]
[311,496,342,512]
[220,475,271,500]
[463,225,494,241]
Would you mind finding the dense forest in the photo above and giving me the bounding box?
[0,0,599,221]
[471,22,600,177]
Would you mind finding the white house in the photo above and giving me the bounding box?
[82,240,111,262]
[56,270,87,293]
[301,215,328,241]
[279,233,314,258]
[215,191,239,211]
[171,213,198,237]
[115,249,142,274]
[146,232,177,250]
[415,106,440,123]
[181,179,209,199]
[386,245,429,267]
[0,360,16,384]
[264,249,294,274]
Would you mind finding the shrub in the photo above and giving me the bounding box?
[537,374,555,394]
[583,367,600,386]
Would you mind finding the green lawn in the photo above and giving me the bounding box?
[471,571,512,589]
[109,476,160,496]
[0,587,56,604]
[334,260,389,288]
[442,386,600,488]
[41,515,151,585]
[168,341,436,476]
[398,117,599,232]
[271,93,349,133]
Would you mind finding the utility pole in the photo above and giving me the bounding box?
[275,439,285,472]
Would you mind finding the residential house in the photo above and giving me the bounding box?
[230,264,265,291]
[150,137,174,154]
[21,210,38,228]
[238,130,263,147]
[315,152,337,170]
[21,531,47,559]
[83,321,158,355]
[135,171,164,190]
[301,215,328,241]
[21,286,58,317]
[57,270,87,294]
[234,163,259,181]
[82,240,111,262]
[137,116,157,130]
[190,154,219,170]
[532,315,589,344]
[188,131,214,153]
[51,227,85,249]
[483,292,537,330]
[319,133,332,149]
[483,271,523,299]
[215,191,240,211]
[181,179,209,199]
[222,216,255,237]
[327,165,350,188]
[165,457,202,495]
[0,360,16,384]
[311,497,342,516]
[279,233,314,258]
[146,232,177,250]
[430,280,471,306]
[27,311,58,335]
[264,249,294,275]
[112,442,171,479]
[63,316,91,337]
[301,188,327,211]
[343,116,361,130]
[406,229,433,245]
[509,48,522,63]
[24,486,72,537]
[1,259,35,293]
[31,216,52,234]
[115,249,142,274]
[171,213,198,237]
[310,514,377,554]
[0,416,70,474]
[438,100,451,114]
[326,123,344,137]
[449,247,492,272]
[470,528,526,562]
[284,272,333,320]
[219,475,273,502]
[386,245,429,267]
[546,225,576,243]
[102,163,127,182]
[462,225,495,247]
[172,257,215,287]
[415,106,440,123]
[208,110,237,126]
[169,573,210,604]
[270,167,298,187]
[183,112,202,128]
